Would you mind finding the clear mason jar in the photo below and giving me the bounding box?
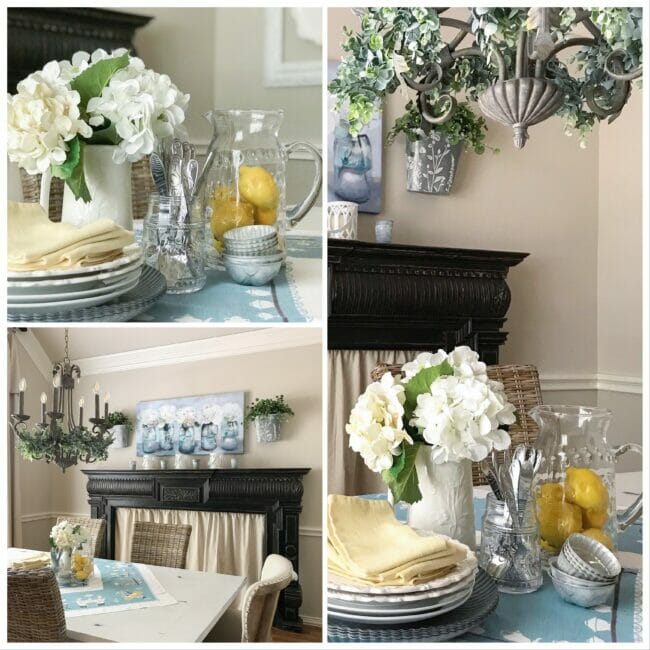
[479,493,542,594]
[71,543,94,586]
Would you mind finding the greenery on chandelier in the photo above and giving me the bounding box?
[245,395,295,422]
[329,7,643,149]
[16,424,113,469]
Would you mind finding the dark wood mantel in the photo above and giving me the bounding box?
[328,239,528,362]
[83,468,310,631]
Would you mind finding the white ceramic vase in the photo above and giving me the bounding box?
[406,447,476,549]
[57,145,133,229]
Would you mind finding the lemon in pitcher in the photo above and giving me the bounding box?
[238,166,279,210]
[564,467,609,512]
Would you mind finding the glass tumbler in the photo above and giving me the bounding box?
[479,493,542,594]
[143,194,206,294]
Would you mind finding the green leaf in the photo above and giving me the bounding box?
[65,141,91,203]
[87,121,120,145]
[382,442,422,504]
[71,51,130,110]
[403,360,453,421]
[51,136,81,180]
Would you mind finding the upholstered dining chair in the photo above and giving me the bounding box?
[370,362,544,486]
[56,515,106,558]
[204,554,296,643]
[130,521,192,569]
[8,567,68,642]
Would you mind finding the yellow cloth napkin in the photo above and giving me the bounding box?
[10,551,51,570]
[327,495,467,586]
[8,201,134,271]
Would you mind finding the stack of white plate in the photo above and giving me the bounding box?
[328,549,478,625]
[8,246,144,317]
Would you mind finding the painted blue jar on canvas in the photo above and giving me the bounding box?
[331,120,372,204]
[220,421,239,451]
[200,423,218,451]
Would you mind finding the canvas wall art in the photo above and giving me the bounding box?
[327,59,382,214]
[135,392,245,456]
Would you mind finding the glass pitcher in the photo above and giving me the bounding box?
[530,405,642,554]
[192,109,322,256]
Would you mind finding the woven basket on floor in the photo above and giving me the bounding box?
[19,156,155,222]
[370,362,543,486]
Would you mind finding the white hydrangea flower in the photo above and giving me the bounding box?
[50,521,89,550]
[141,408,160,428]
[346,372,413,473]
[202,403,223,425]
[411,375,515,464]
[176,407,197,428]
[401,350,449,380]
[447,345,488,383]
[86,49,189,163]
[7,61,92,174]
[222,402,243,422]
[159,404,177,426]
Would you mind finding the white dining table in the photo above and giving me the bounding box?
[8,549,246,643]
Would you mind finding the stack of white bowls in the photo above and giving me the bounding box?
[548,533,621,608]
[222,225,285,286]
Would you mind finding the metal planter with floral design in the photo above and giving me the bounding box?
[254,414,282,443]
[406,133,463,195]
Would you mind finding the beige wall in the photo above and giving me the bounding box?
[13,334,323,623]
[328,9,642,463]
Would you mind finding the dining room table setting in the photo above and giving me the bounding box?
[7,46,322,323]
[330,347,644,643]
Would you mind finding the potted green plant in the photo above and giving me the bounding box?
[107,411,132,449]
[245,395,295,443]
[329,8,493,194]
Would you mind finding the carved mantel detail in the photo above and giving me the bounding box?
[83,468,310,632]
[328,239,528,362]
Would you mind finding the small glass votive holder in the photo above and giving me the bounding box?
[143,194,207,294]
[327,201,358,240]
[375,219,394,243]
[129,460,137,471]
[192,458,200,470]
[159,459,167,470]
[478,493,542,594]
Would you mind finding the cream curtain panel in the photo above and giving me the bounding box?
[115,508,266,607]
[329,349,426,497]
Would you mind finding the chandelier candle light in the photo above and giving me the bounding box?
[10,330,113,472]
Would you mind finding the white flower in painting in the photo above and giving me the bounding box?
[222,402,243,423]
[7,61,92,174]
[159,404,177,426]
[411,375,515,464]
[176,407,197,428]
[401,350,448,381]
[202,403,223,425]
[50,521,89,550]
[346,372,413,473]
[141,408,160,428]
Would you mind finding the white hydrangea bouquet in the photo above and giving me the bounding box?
[346,346,516,505]
[7,48,189,202]
[49,520,89,551]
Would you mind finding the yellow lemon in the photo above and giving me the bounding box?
[238,166,279,209]
[538,499,583,549]
[212,238,224,252]
[582,528,614,550]
[565,467,609,511]
[537,482,565,503]
[583,507,609,529]
[255,206,278,226]
[540,538,560,554]
[209,198,255,239]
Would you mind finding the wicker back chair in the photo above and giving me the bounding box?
[371,362,543,486]
[19,157,155,222]
[7,567,68,642]
[56,515,106,558]
[130,521,192,569]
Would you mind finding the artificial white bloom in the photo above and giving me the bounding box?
[411,375,515,464]
[447,346,488,383]
[86,49,189,163]
[141,408,160,428]
[202,403,223,425]
[176,407,196,428]
[159,404,177,426]
[7,61,92,174]
[401,350,448,380]
[346,372,413,473]
[50,521,89,550]
[222,402,243,423]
